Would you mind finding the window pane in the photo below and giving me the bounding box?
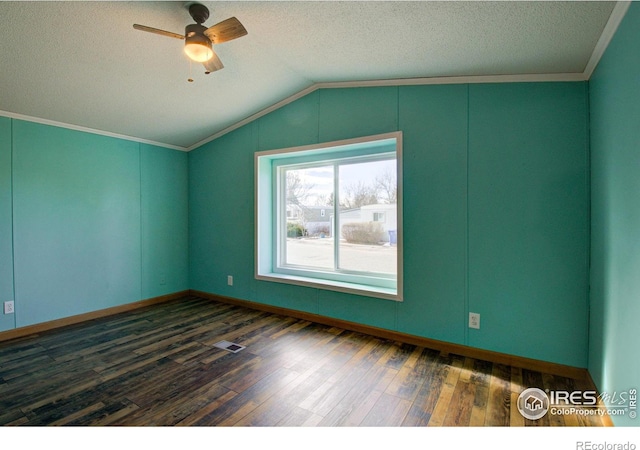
[338,159,397,275]
[284,165,334,269]
[257,132,401,299]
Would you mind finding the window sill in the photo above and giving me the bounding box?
[255,272,402,302]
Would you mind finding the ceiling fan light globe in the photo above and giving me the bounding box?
[184,42,213,62]
[184,24,214,62]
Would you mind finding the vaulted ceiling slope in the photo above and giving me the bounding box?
[0,1,624,150]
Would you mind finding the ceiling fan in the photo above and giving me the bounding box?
[133,2,247,75]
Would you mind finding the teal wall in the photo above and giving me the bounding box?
[397,85,468,344]
[468,83,590,366]
[0,117,14,332]
[189,82,590,367]
[589,2,640,427]
[0,120,188,331]
[141,144,189,299]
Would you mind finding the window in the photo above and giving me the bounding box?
[255,132,403,301]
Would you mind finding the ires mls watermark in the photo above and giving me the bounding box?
[516,387,637,420]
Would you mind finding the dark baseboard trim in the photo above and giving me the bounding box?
[191,289,592,382]
[0,290,190,343]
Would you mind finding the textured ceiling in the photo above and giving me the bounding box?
[0,1,620,150]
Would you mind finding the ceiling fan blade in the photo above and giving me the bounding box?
[133,24,184,40]
[203,50,224,74]
[204,17,247,44]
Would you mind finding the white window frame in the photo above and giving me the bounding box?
[255,132,403,301]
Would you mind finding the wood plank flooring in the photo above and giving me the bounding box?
[0,295,606,426]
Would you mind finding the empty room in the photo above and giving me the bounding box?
[0,0,638,437]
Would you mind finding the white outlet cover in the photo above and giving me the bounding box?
[469,312,480,329]
[4,301,15,314]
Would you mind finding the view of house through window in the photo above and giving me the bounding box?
[282,157,397,276]
[256,132,402,300]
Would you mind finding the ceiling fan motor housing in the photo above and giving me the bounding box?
[185,23,209,40]
[188,3,210,24]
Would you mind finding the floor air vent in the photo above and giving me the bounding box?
[213,340,246,353]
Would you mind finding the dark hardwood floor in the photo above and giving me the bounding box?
[0,295,606,426]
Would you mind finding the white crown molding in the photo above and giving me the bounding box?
[186,71,587,152]
[583,1,632,79]
[0,110,188,152]
[315,72,589,89]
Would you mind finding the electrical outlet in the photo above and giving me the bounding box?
[227,275,233,286]
[469,312,480,329]
[4,301,15,315]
